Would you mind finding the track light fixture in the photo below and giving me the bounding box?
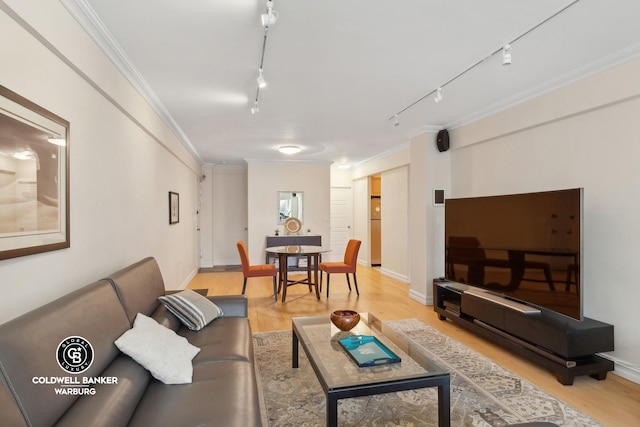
[388,0,581,126]
[434,87,443,103]
[502,44,512,65]
[261,1,278,27]
[257,68,267,88]
[251,100,260,114]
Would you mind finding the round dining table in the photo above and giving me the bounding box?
[265,245,331,302]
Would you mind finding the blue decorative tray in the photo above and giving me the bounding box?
[338,335,401,367]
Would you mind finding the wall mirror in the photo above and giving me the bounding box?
[278,191,303,224]
[0,85,70,260]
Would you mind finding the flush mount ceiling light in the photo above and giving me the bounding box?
[278,145,301,155]
[502,43,512,65]
[261,1,278,26]
[257,68,267,88]
[434,87,443,103]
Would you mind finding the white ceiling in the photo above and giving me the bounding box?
[63,0,640,167]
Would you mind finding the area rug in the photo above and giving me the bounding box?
[252,319,601,427]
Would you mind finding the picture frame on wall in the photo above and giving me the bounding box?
[0,85,70,260]
[169,191,179,224]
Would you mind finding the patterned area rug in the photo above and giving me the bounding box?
[252,318,601,427]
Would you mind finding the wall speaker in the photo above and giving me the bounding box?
[433,189,445,206]
[436,129,449,152]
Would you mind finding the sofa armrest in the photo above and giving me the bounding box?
[207,295,248,317]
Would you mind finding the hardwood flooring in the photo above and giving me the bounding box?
[188,265,640,426]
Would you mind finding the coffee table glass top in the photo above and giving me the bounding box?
[292,313,448,390]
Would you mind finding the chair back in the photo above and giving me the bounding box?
[236,241,251,275]
[343,239,362,268]
[447,236,487,260]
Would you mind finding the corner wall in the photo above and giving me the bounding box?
[0,1,201,324]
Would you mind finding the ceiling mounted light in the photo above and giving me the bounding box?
[434,87,443,103]
[278,145,301,155]
[393,115,400,127]
[502,43,512,65]
[261,1,278,27]
[250,100,260,114]
[257,68,267,88]
[12,150,35,160]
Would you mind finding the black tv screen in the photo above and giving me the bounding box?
[445,188,582,320]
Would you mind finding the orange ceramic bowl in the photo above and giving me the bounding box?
[330,310,360,331]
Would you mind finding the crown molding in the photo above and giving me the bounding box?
[60,0,202,163]
[445,41,640,130]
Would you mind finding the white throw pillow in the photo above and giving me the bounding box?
[158,289,223,331]
[114,313,200,384]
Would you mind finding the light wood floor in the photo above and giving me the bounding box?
[188,266,640,426]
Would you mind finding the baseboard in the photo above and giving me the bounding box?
[599,354,640,385]
[176,266,198,291]
[379,268,408,283]
[409,288,431,305]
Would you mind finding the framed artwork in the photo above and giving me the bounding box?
[0,85,70,260]
[169,191,179,224]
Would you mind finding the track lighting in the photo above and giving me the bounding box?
[434,87,443,103]
[502,44,512,65]
[251,100,260,114]
[48,136,66,146]
[393,115,400,127]
[257,69,267,88]
[261,1,278,27]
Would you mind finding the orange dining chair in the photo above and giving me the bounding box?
[237,241,278,301]
[319,239,361,298]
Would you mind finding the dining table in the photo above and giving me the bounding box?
[265,245,330,302]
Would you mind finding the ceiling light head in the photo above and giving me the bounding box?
[257,69,267,88]
[261,1,278,26]
[278,145,301,155]
[502,43,512,65]
[393,115,400,127]
[12,150,35,160]
[250,100,260,114]
[434,87,443,103]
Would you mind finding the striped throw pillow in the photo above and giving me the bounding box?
[158,290,224,331]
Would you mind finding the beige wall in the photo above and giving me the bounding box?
[246,161,331,262]
[0,1,200,324]
[448,58,640,383]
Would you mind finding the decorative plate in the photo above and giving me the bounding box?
[284,217,302,234]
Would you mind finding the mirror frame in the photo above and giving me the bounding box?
[0,85,70,260]
[278,191,303,224]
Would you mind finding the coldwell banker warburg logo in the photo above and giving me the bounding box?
[57,336,94,374]
[31,336,119,396]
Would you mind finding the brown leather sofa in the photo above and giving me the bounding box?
[0,257,262,427]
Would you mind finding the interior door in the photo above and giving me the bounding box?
[329,187,353,261]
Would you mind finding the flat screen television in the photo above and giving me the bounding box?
[444,188,583,321]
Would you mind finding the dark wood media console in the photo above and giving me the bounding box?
[433,279,614,385]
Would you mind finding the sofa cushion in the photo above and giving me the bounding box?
[127,360,261,427]
[115,313,200,384]
[181,317,255,364]
[52,355,151,427]
[0,280,130,427]
[106,257,166,324]
[158,289,223,331]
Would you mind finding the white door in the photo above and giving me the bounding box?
[329,187,353,261]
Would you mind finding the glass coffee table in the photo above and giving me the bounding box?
[292,313,450,426]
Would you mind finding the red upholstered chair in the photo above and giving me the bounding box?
[319,239,361,298]
[237,241,278,301]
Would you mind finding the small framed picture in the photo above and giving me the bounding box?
[169,192,179,224]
